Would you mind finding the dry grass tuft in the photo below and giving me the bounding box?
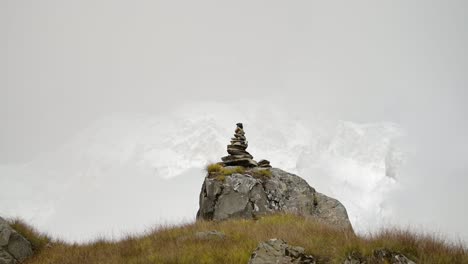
[206,163,246,180]
[16,214,467,264]
[8,218,51,252]
[250,169,272,179]
[205,163,223,174]
[222,166,246,175]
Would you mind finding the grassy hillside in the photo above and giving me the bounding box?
[10,214,467,264]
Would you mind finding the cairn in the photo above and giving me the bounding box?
[221,123,258,167]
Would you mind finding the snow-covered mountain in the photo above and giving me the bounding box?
[0,102,405,242]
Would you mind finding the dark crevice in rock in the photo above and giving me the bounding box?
[213,185,224,208]
[209,184,224,220]
[248,199,257,219]
[202,183,208,198]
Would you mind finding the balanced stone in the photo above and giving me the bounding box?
[227,149,249,156]
[258,159,272,168]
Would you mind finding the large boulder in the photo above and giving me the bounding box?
[0,217,33,263]
[196,167,353,230]
[248,238,316,264]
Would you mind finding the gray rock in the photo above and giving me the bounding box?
[0,224,11,247]
[257,159,272,168]
[222,157,258,167]
[0,217,33,263]
[0,249,16,264]
[6,233,33,262]
[196,168,353,230]
[313,193,352,230]
[248,238,316,264]
[344,249,416,264]
[372,248,416,264]
[222,154,254,161]
[343,251,365,264]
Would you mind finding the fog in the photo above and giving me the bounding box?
[2,0,468,243]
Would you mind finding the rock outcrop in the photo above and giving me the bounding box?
[248,239,316,264]
[0,217,33,264]
[221,123,258,167]
[196,167,353,230]
[198,123,352,230]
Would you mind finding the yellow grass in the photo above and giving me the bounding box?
[205,163,223,174]
[250,168,272,179]
[9,218,51,252]
[11,214,466,264]
[205,163,246,180]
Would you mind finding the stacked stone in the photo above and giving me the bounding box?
[258,159,272,168]
[221,123,258,167]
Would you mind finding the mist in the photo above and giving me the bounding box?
[2,0,468,243]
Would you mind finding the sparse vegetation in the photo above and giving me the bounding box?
[224,166,246,175]
[15,214,467,264]
[205,163,246,180]
[8,218,51,252]
[250,169,272,179]
[206,163,223,174]
[215,174,226,181]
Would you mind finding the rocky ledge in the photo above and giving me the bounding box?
[0,217,33,264]
[196,167,353,230]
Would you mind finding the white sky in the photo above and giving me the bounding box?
[2,0,468,242]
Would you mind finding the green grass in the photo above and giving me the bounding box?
[205,163,246,181]
[206,163,223,174]
[14,214,467,264]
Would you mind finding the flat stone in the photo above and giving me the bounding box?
[222,154,254,161]
[229,143,247,149]
[258,159,272,168]
[227,150,248,156]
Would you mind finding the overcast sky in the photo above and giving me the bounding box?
[2,0,468,242]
